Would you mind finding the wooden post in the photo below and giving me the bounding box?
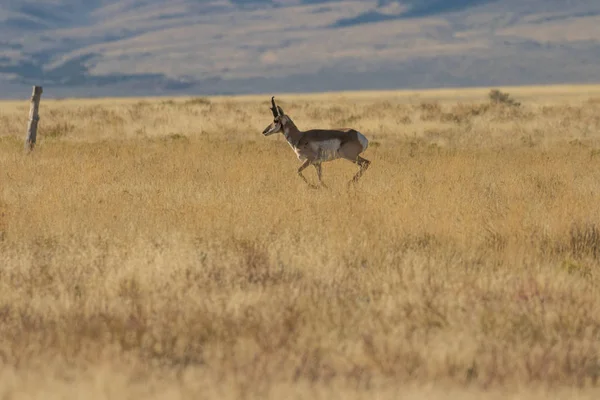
[25,86,43,152]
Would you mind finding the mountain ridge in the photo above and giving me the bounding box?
[1,0,599,98]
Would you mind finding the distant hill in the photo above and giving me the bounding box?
[1,0,599,98]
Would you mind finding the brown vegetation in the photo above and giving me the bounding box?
[1,87,600,399]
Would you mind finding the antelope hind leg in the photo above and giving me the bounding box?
[349,156,371,185]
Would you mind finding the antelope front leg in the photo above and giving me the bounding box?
[313,163,328,188]
[298,160,318,189]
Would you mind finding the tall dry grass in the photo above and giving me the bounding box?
[1,87,600,399]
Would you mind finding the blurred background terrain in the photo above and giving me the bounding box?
[1,0,599,98]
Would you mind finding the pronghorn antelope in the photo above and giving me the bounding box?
[262,97,371,188]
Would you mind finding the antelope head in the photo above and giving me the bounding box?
[262,96,286,136]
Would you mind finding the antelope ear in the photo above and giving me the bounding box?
[277,106,284,116]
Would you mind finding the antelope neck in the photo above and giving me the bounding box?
[282,119,303,146]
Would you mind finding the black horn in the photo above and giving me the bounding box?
[270,96,279,117]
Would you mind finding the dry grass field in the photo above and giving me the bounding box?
[2,85,600,399]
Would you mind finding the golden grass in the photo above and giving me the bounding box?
[2,87,600,399]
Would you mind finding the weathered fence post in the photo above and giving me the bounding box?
[25,85,43,152]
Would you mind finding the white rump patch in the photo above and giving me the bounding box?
[312,139,341,161]
[356,131,369,151]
